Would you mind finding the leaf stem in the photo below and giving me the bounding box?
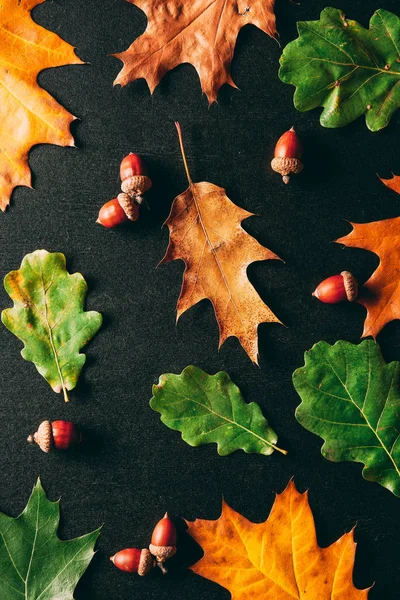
[175,122,192,185]
[272,444,287,455]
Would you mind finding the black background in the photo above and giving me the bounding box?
[0,0,399,598]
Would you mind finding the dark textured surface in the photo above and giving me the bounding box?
[0,1,399,598]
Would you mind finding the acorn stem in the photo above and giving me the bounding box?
[156,561,168,575]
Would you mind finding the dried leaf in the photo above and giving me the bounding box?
[114,0,277,103]
[379,173,400,194]
[150,365,286,456]
[336,218,400,338]
[0,0,83,210]
[2,250,102,402]
[187,480,369,599]
[0,479,100,600]
[161,124,282,364]
[293,339,400,497]
[279,8,400,131]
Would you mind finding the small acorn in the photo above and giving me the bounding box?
[97,153,152,228]
[271,126,303,184]
[312,271,358,304]
[27,420,81,453]
[149,513,177,574]
[110,548,154,575]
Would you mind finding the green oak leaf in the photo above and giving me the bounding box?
[150,365,286,456]
[2,250,102,402]
[293,339,400,497]
[279,7,400,131]
[0,478,100,600]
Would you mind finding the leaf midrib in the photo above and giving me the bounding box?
[188,183,245,327]
[165,378,276,452]
[319,344,400,478]
[39,263,68,401]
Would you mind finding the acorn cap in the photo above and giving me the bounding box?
[138,549,154,576]
[271,157,303,184]
[28,420,53,453]
[149,543,176,562]
[117,193,139,221]
[121,175,152,198]
[341,271,358,302]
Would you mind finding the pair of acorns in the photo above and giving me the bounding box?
[27,425,176,576]
[97,153,152,228]
[110,513,177,576]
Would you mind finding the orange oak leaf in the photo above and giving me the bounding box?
[336,219,400,338]
[114,0,277,104]
[0,0,83,210]
[186,480,370,600]
[379,173,400,195]
[160,124,282,364]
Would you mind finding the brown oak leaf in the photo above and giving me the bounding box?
[186,480,369,599]
[114,0,277,103]
[160,123,282,364]
[0,0,83,210]
[337,218,400,338]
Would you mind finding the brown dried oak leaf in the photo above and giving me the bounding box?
[337,218,400,338]
[187,480,369,599]
[114,0,277,103]
[0,0,83,210]
[160,124,282,365]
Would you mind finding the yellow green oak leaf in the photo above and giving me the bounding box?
[0,478,101,599]
[2,250,102,402]
[279,8,400,131]
[293,339,400,497]
[150,365,286,456]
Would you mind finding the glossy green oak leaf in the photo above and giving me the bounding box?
[2,250,102,402]
[293,339,400,497]
[279,8,400,131]
[150,366,286,456]
[0,479,100,599]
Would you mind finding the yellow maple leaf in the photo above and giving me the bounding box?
[0,0,83,210]
[186,480,370,599]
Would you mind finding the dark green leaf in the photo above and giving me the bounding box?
[2,250,102,402]
[0,479,100,599]
[279,8,400,131]
[293,339,400,496]
[150,365,286,456]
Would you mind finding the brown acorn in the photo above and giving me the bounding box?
[271,126,303,184]
[27,420,81,453]
[110,548,154,575]
[312,271,358,304]
[149,513,177,574]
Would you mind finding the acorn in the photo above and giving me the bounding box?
[110,548,154,575]
[97,153,152,228]
[312,271,358,304]
[271,126,303,184]
[149,513,177,574]
[27,420,81,453]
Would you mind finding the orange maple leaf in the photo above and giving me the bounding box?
[186,480,370,599]
[160,123,282,364]
[114,0,277,103]
[336,218,400,338]
[0,0,83,210]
